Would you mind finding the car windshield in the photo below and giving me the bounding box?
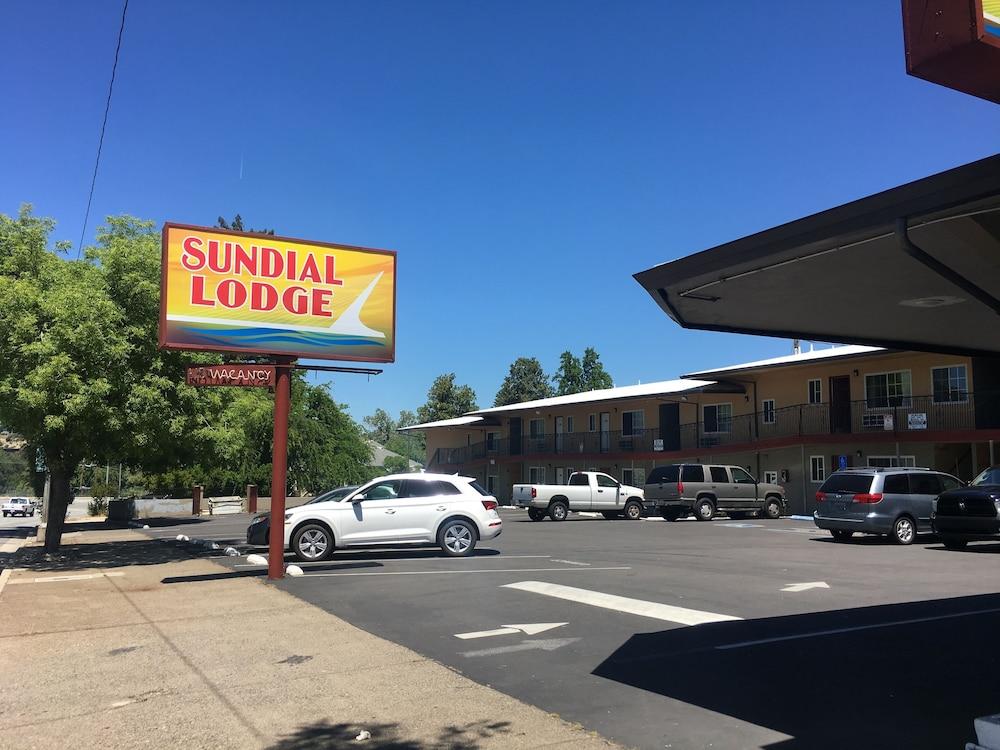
[306,486,359,504]
[971,467,1000,486]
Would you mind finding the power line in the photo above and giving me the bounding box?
[77,0,130,259]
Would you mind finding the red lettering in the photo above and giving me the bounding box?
[181,236,206,271]
[282,285,309,315]
[207,240,233,273]
[298,254,322,283]
[260,246,282,277]
[217,279,247,309]
[286,250,297,281]
[233,243,257,276]
[324,255,345,286]
[191,275,215,307]
[312,288,333,317]
[250,282,278,311]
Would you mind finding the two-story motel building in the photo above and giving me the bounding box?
[402,346,1000,515]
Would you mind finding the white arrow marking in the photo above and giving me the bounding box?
[781,581,830,592]
[461,637,580,658]
[455,622,567,640]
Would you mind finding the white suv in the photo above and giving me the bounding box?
[283,473,502,561]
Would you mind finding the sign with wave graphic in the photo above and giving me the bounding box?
[159,223,395,362]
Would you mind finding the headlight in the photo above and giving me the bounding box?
[250,515,265,525]
[284,513,293,521]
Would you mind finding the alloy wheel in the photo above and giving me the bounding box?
[443,523,473,554]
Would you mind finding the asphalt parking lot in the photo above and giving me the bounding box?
[142,510,1000,750]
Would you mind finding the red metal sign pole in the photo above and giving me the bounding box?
[268,357,294,580]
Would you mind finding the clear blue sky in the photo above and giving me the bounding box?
[4,1,999,424]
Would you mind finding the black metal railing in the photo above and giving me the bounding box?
[428,393,981,466]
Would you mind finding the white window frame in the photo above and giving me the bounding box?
[931,365,969,404]
[761,399,775,425]
[588,414,597,432]
[867,455,917,468]
[528,418,544,438]
[528,466,546,484]
[567,416,575,433]
[810,455,826,483]
[622,409,645,437]
[807,379,822,404]
[763,470,778,484]
[703,403,732,434]
[864,369,913,409]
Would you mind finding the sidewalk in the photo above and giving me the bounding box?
[0,524,622,750]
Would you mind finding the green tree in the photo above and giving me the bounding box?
[494,357,554,406]
[363,408,396,444]
[417,374,478,423]
[216,214,274,235]
[553,351,585,395]
[382,454,411,474]
[0,450,31,494]
[582,347,613,391]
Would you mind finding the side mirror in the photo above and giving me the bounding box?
[352,494,365,503]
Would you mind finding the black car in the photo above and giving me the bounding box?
[931,466,1000,549]
[246,485,359,546]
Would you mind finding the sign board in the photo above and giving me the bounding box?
[902,0,1000,104]
[653,439,664,452]
[883,414,894,431]
[160,224,396,362]
[186,364,276,388]
[907,412,928,430]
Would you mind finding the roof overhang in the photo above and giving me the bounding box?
[634,155,1000,357]
[398,416,501,432]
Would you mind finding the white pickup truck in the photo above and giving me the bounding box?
[2,497,36,517]
[512,471,645,522]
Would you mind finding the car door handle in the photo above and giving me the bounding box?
[436,506,446,511]
[384,509,396,514]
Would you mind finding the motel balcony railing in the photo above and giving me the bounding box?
[428,393,987,467]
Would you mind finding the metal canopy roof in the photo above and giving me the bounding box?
[634,154,1000,357]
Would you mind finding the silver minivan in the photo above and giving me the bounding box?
[813,467,963,544]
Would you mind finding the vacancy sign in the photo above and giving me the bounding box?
[159,224,396,362]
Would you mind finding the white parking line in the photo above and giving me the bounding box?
[550,559,590,567]
[715,607,1000,650]
[301,566,631,578]
[233,554,552,568]
[502,581,742,626]
[8,572,125,585]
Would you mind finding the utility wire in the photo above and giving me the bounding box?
[77,0,130,259]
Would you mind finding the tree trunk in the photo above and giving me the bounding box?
[43,461,73,552]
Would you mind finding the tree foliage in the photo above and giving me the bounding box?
[0,207,371,548]
[494,357,554,406]
[417,374,478,423]
[216,214,274,235]
[582,347,613,390]
[362,407,425,465]
[553,351,585,395]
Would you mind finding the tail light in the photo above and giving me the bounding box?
[481,499,498,511]
[853,492,883,504]
[530,487,537,499]
[815,491,827,503]
[677,481,684,494]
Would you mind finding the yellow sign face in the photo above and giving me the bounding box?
[159,224,396,362]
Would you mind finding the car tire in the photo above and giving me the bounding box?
[601,511,618,520]
[2,512,6,517]
[549,501,569,522]
[830,529,853,542]
[291,523,333,562]
[763,498,783,519]
[942,538,968,550]
[891,515,916,545]
[694,498,715,522]
[29,510,35,517]
[527,508,546,522]
[624,501,643,521]
[438,519,477,557]
[661,507,683,522]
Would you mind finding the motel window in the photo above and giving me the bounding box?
[621,467,645,486]
[588,414,597,432]
[567,416,575,433]
[764,471,778,484]
[810,455,826,483]
[529,419,544,438]
[486,432,498,451]
[622,409,645,437]
[808,379,822,404]
[528,466,546,484]
[487,475,497,495]
[867,456,916,468]
[865,371,912,408]
[932,365,968,404]
[761,399,775,425]
[703,404,732,434]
